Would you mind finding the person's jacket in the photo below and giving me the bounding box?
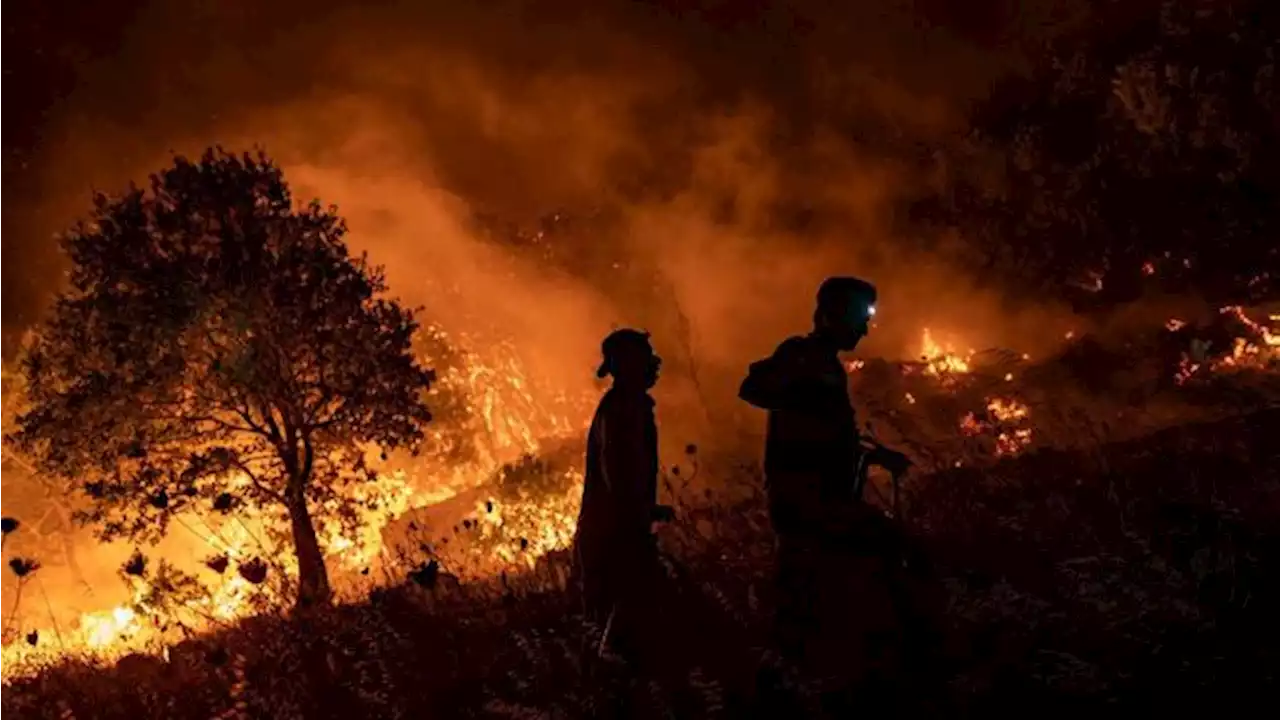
[574,387,659,568]
[739,334,861,535]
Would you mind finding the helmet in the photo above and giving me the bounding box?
[816,276,878,324]
[596,328,656,379]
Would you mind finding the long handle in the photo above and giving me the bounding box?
[597,604,617,657]
[853,451,871,500]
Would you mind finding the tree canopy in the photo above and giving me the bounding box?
[8,148,435,607]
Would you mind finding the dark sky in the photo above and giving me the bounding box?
[2,0,1098,334]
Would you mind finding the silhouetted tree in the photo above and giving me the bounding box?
[8,148,434,609]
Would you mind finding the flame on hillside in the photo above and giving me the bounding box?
[915,327,1035,457]
[6,322,1004,671]
[1,325,592,679]
[919,328,975,381]
[960,397,1034,457]
[1216,306,1280,368]
[6,308,1277,678]
[1172,306,1280,385]
[469,473,583,568]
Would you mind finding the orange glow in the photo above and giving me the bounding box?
[959,396,1033,457]
[987,397,1029,423]
[919,328,974,379]
[1,326,592,679]
[1217,306,1280,366]
[7,5,1278,695]
[1172,306,1280,384]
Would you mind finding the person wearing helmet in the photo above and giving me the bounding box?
[571,328,672,661]
[739,276,909,681]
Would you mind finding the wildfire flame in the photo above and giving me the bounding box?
[1171,306,1280,385]
[920,328,974,378]
[470,473,583,568]
[903,328,1036,459]
[960,397,1034,457]
[8,307,1272,678]
[987,397,1029,423]
[3,322,1000,672]
[1216,306,1280,367]
[1,325,592,679]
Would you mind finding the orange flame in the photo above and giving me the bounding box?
[1,325,592,678]
[959,396,1033,457]
[920,328,974,379]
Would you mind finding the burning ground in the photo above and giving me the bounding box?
[0,321,596,675]
[2,317,1278,716]
[3,301,1278,688]
[2,180,1278,705]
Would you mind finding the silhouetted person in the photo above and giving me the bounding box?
[571,329,672,662]
[739,277,909,686]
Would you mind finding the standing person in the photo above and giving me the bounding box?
[571,329,673,662]
[738,277,909,688]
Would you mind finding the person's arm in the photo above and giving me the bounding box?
[738,357,785,410]
[739,339,834,412]
[740,339,802,410]
[867,444,911,478]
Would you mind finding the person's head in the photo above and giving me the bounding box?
[596,329,661,389]
[813,276,878,351]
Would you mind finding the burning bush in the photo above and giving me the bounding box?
[383,441,585,579]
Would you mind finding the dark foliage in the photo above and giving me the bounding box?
[913,0,1280,309]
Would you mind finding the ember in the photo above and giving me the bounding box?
[959,396,1034,457]
[1169,305,1280,384]
[1217,306,1280,368]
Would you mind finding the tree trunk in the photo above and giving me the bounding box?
[286,493,331,610]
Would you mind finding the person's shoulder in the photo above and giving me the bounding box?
[775,335,812,355]
[773,334,820,361]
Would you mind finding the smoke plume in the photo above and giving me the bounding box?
[2,0,1094,627]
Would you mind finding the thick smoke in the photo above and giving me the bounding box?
[17,1,1085,385]
[3,0,1092,625]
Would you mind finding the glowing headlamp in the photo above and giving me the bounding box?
[866,304,877,318]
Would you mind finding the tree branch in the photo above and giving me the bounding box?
[230,458,286,505]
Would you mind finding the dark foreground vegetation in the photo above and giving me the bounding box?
[4,407,1277,719]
